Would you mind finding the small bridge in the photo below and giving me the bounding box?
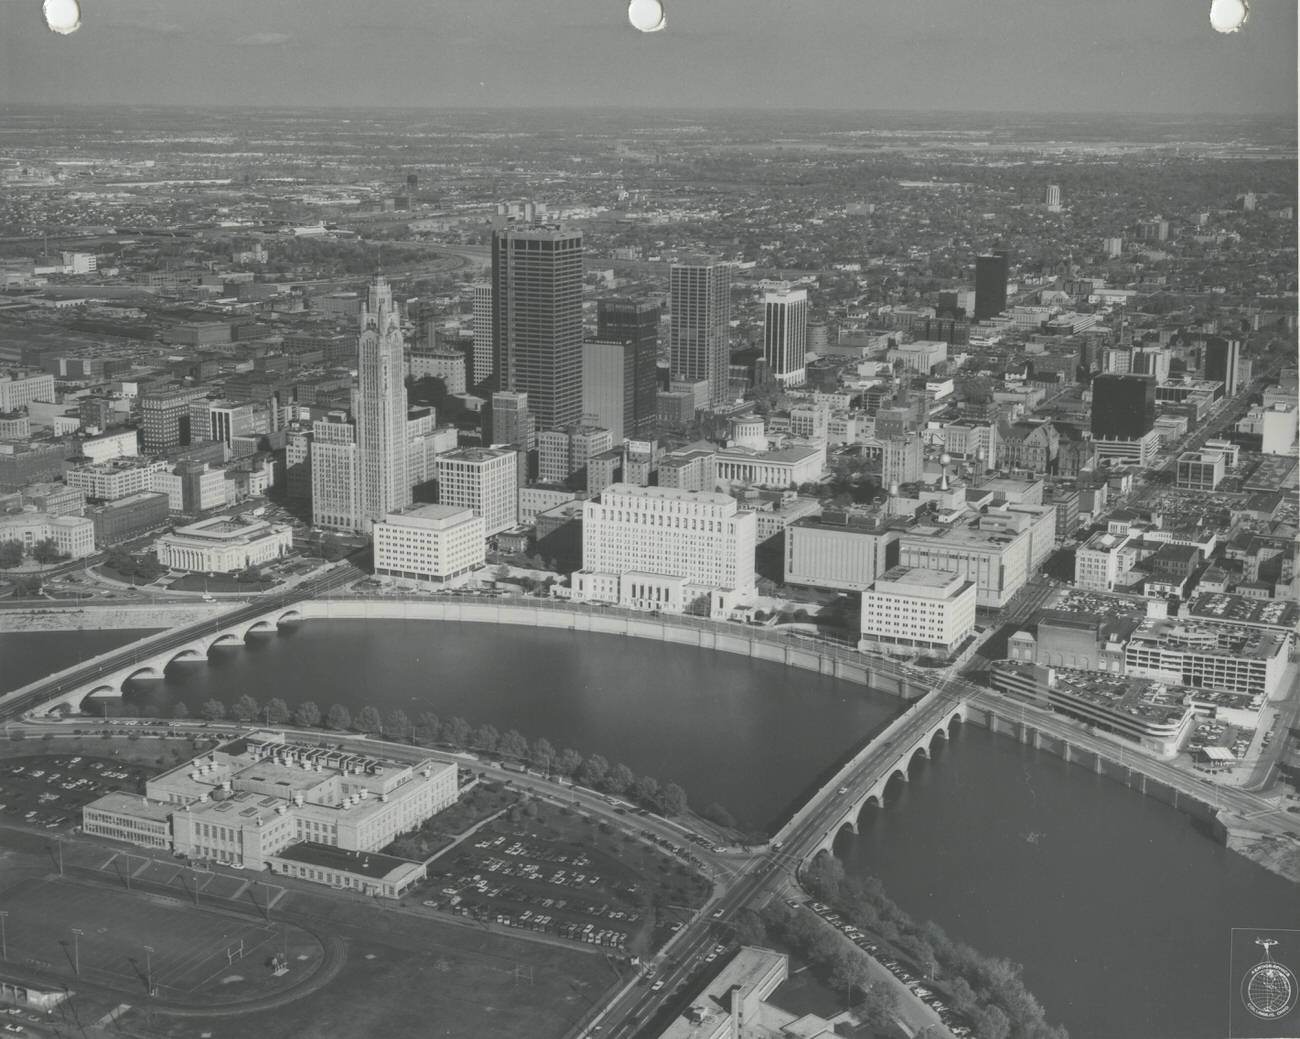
[785,687,968,861]
[37,608,306,714]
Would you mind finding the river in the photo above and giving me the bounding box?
[6,620,1297,1038]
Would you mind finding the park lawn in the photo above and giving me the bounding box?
[144,908,616,1039]
[168,572,277,593]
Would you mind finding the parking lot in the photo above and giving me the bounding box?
[802,899,974,1038]
[418,801,711,956]
[0,752,153,833]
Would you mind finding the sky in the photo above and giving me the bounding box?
[0,0,1295,114]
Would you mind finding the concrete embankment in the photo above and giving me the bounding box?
[0,602,238,632]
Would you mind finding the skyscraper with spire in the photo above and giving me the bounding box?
[355,274,410,531]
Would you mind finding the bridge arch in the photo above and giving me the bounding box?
[947,711,965,734]
[277,610,303,625]
[166,647,207,667]
[208,633,244,651]
[242,620,276,637]
[122,666,162,685]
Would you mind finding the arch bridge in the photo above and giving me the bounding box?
[39,609,306,715]
[803,692,968,860]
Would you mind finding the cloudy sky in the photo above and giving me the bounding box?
[0,0,1294,114]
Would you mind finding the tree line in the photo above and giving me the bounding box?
[800,855,1069,1039]
[178,697,689,818]
[1,538,69,569]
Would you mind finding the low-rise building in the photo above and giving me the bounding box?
[84,731,458,898]
[0,511,95,559]
[1175,449,1226,491]
[860,565,976,656]
[783,511,898,591]
[372,504,485,585]
[155,515,292,572]
[87,490,170,546]
[991,661,1195,758]
[1124,618,1290,699]
[896,511,1031,608]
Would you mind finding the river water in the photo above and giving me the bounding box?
[6,620,1296,1039]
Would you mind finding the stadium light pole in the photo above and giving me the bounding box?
[0,911,7,961]
[71,928,82,976]
[143,945,153,995]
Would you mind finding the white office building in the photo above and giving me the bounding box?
[436,447,518,537]
[373,504,485,584]
[572,483,756,616]
[860,566,977,655]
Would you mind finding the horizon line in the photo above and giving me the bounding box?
[0,101,1296,121]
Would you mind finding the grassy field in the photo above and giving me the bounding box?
[0,875,315,1002]
[142,899,617,1039]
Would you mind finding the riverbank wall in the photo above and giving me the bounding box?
[286,598,930,700]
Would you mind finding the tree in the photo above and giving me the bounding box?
[606,763,635,796]
[416,711,440,742]
[472,723,499,753]
[529,737,555,772]
[294,700,322,728]
[0,540,23,568]
[443,717,471,747]
[31,539,62,565]
[356,705,382,733]
[232,695,259,723]
[858,981,898,1032]
[172,701,189,720]
[579,754,609,788]
[200,699,226,722]
[972,1004,1012,1039]
[633,775,660,807]
[661,782,688,816]
[828,949,869,1009]
[384,709,411,741]
[556,748,583,777]
[700,802,737,829]
[10,574,41,597]
[321,535,346,562]
[326,704,352,731]
[731,907,766,946]
[265,698,290,725]
[498,729,528,761]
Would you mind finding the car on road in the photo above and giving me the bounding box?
[650,980,664,992]
[837,786,849,794]
[711,908,724,919]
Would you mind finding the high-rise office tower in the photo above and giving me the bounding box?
[491,226,584,430]
[471,283,493,386]
[882,433,924,487]
[1204,337,1242,397]
[1045,184,1062,212]
[670,259,732,406]
[355,275,410,532]
[763,287,809,386]
[581,298,659,440]
[485,390,535,450]
[974,250,1009,321]
[1090,374,1156,440]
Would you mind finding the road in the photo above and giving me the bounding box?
[0,562,364,720]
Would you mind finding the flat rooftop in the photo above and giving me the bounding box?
[274,841,416,879]
[1186,592,1300,632]
[85,791,174,823]
[1129,618,1287,661]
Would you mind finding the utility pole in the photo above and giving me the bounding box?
[71,928,82,977]
[0,911,7,961]
[143,945,153,995]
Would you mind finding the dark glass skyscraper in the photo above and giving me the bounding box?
[1090,374,1156,440]
[491,225,584,430]
[594,297,659,439]
[974,250,1010,321]
[1203,336,1241,397]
